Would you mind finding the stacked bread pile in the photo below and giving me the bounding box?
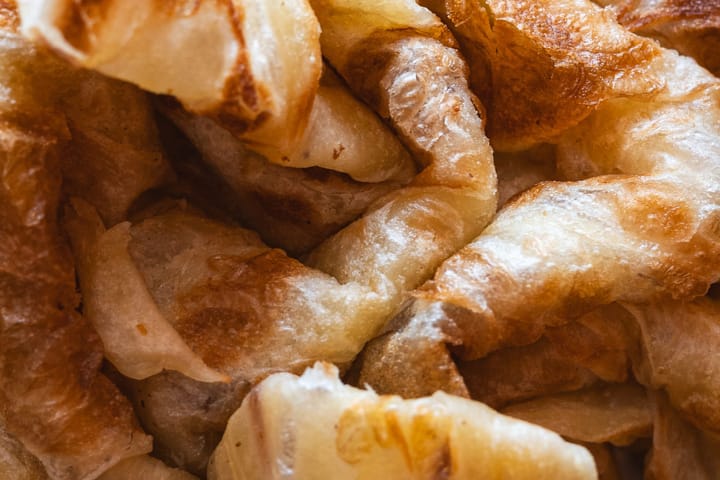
[1,0,719,478]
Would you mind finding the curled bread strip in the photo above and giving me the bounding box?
[458,303,634,408]
[0,5,151,479]
[305,0,497,321]
[87,5,498,455]
[270,67,416,183]
[356,9,720,395]
[59,76,173,226]
[502,382,652,447]
[208,363,597,480]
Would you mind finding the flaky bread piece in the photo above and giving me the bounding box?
[17,0,418,184]
[161,103,409,255]
[1,2,171,226]
[96,456,197,480]
[352,299,634,402]
[625,297,720,434]
[420,0,662,150]
[458,304,635,408]
[645,391,720,480]
[207,363,597,480]
[18,0,322,165]
[356,46,720,394]
[0,4,151,479]
[159,66,416,186]
[598,0,720,76]
[305,0,497,322]
[502,383,652,447]
[67,203,393,472]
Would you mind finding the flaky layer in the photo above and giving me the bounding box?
[645,392,720,480]
[71,205,388,472]
[626,297,720,434]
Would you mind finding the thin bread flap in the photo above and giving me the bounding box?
[18,0,322,163]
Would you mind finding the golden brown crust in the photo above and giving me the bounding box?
[83,207,386,471]
[415,175,720,358]
[50,0,265,127]
[422,0,662,150]
[59,78,173,226]
[19,0,323,163]
[173,250,309,370]
[0,7,151,477]
[601,0,720,76]
[459,305,634,408]
[0,128,150,480]
[306,0,497,329]
[354,42,720,400]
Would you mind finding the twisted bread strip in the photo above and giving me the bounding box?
[626,297,720,434]
[306,0,497,317]
[646,392,720,480]
[65,3,498,464]
[68,203,388,472]
[357,3,720,396]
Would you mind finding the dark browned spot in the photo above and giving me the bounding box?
[250,189,315,226]
[173,250,309,370]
